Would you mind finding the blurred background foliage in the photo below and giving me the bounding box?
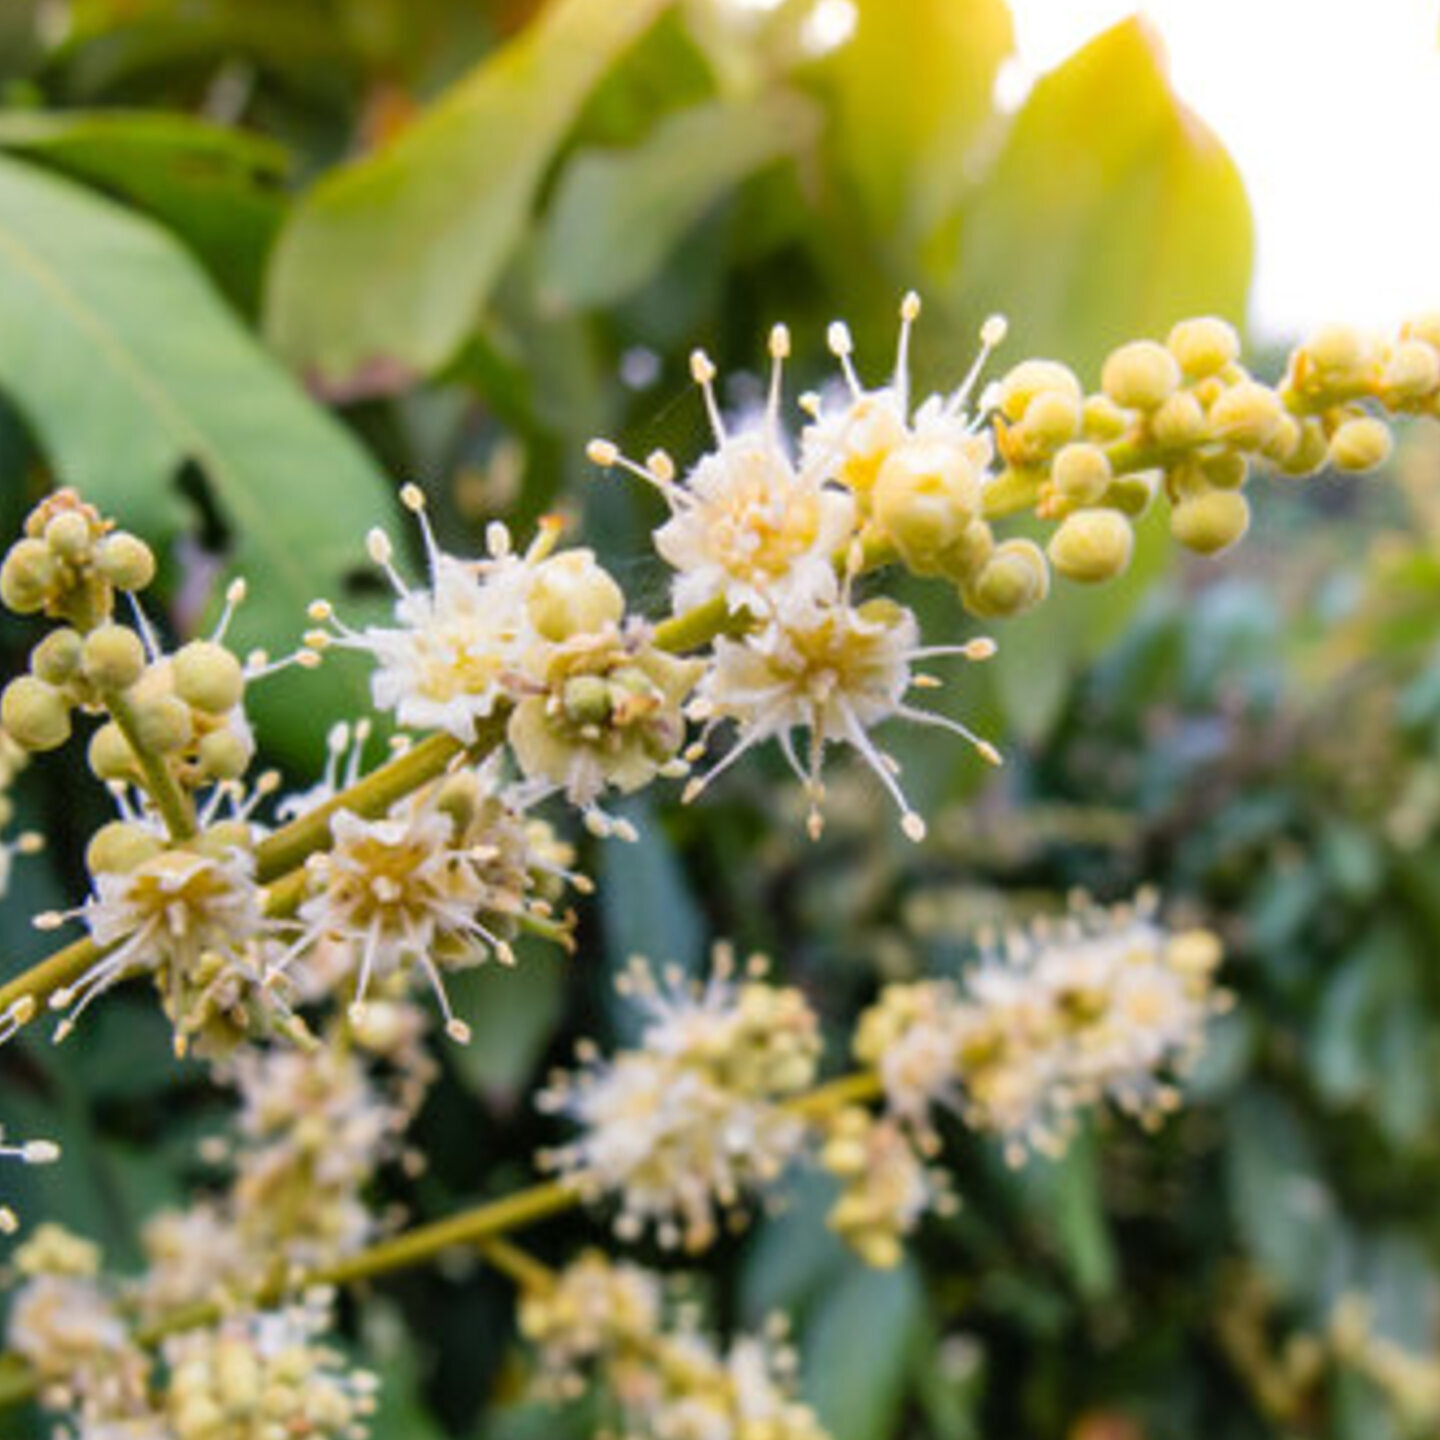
[0,1,1436,1437]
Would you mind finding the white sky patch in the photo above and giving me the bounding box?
[1004,0,1440,340]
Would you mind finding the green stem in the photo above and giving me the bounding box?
[102,688,196,842]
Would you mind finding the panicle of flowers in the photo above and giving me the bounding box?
[520,1250,830,1440]
[537,946,821,1251]
[271,757,581,1041]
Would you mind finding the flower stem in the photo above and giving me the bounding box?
[101,687,196,842]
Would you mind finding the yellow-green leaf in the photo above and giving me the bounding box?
[263,0,672,397]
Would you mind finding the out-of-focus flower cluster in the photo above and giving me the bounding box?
[520,1250,828,1440]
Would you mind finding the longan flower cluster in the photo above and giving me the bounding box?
[538,950,822,1251]
[520,1251,829,1440]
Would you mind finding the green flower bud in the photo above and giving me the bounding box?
[1047,509,1135,583]
[0,539,57,614]
[1200,451,1249,491]
[1,676,71,752]
[81,624,146,691]
[1015,389,1081,451]
[1166,317,1240,378]
[1102,340,1181,410]
[86,821,164,877]
[1170,490,1250,555]
[88,722,136,781]
[1051,443,1113,506]
[197,727,253,781]
[962,539,1050,618]
[1208,380,1284,449]
[873,441,982,575]
[93,532,156,593]
[193,820,252,859]
[1109,470,1159,517]
[1277,419,1330,478]
[43,510,94,563]
[1258,415,1302,466]
[1082,395,1130,440]
[1329,416,1392,473]
[1150,390,1207,448]
[1303,324,1375,386]
[996,360,1081,422]
[131,695,193,753]
[529,551,625,643]
[31,628,84,687]
[171,641,245,715]
[938,518,995,586]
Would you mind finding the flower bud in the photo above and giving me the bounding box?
[1277,419,1330,478]
[1102,340,1181,410]
[1328,416,1392,473]
[528,551,625,642]
[1015,389,1081,451]
[1208,380,1284,449]
[0,539,57,614]
[1,676,71,751]
[1401,313,1440,353]
[197,727,253,780]
[81,624,146,691]
[996,360,1081,422]
[1166,317,1240,378]
[193,820,252,859]
[87,722,136,781]
[1051,443,1113,506]
[1200,451,1248,491]
[31,628,83,687]
[1082,395,1130,440]
[1380,339,1440,402]
[962,539,1050,618]
[1303,324,1375,387]
[1108,470,1159,517]
[172,641,245,715]
[43,510,93,563]
[1047,509,1134,583]
[873,441,982,575]
[131,695,193,753]
[1258,415,1302,466]
[1150,390,1207,449]
[939,518,995,584]
[93,532,156,592]
[86,821,164,876]
[1170,490,1250,555]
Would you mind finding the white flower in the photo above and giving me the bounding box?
[685,581,999,841]
[589,327,858,615]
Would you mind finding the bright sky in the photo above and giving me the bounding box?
[1003,0,1440,340]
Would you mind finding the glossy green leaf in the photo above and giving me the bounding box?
[538,91,820,310]
[963,17,1253,741]
[264,0,672,396]
[0,110,287,312]
[0,154,392,750]
[446,955,567,1105]
[816,0,1013,244]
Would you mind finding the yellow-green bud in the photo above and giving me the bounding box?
[1102,340,1181,410]
[529,551,625,643]
[93,532,156,593]
[131,695,193,753]
[0,538,57,614]
[1047,509,1134,583]
[197,728,253,780]
[1015,389,1081,450]
[31,628,83,686]
[939,519,995,584]
[1328,416,1392,473]
[1082,395,1130,440]
[1200,451,1249,491]
[1109,470,1159,517]
[172,641,244,715]
[1150,390,1207,449]
[1051,443,1113,506]
[996,360,1081,422]
[81,625,146,691]
[1208,380,1284,449]
[86,821,164,876]
[1303,324,1375,386]
[2,676,71,752]
[1170,490,1250,555]
[873,441,982,574]
[1166,318,1240,379]
[194,820,252,859]
[962,539,1050,618]
[1277,419,1330,478]
[1380,340,1440,401]
[1258,415,1302,466]
[87,722,136,781]
[43,510,93,563]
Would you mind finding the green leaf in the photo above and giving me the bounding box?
[538,91,821,310]
[446,956,567,1105]
[264,0,673,396]
[1019,1127,1117,1300]
[816,0,1013,245]
[0,154,393,754]
[0,109,287,313]
[802,1259,925,1440]
[963,18,1253,741]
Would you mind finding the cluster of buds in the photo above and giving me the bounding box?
[520,1251,829,1440]
[538,949,821,1251]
